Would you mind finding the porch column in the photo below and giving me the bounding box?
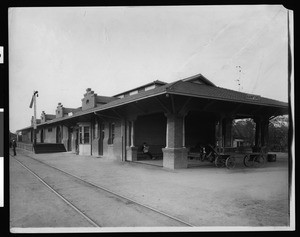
[182,114,186,148]
[130,120,135,147]
[254,117,262,148]
[162,113,188,169]
[126,118,137,161]
[218,116,224,152]
[92,119,100,157]
[223,118,233,147]
[261,117,270,152]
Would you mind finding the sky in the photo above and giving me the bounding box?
[9,5,291,133]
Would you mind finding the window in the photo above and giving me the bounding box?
[79,126,90,144]
[48,128,52,132]
[86,99,89,104]
[108,123,115,144]
[145,85,155,91]
[83,126,90,144]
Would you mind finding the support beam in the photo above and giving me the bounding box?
[261,117,270,152]
[218,115,224,152]
[162,113,188,169]
[223,118,233,147]
[178,97,192,115]
[170,94,176,114]
[254,117,262,148]
[155,97,171,114]
[130,120,135,147]
[126,118,138,161]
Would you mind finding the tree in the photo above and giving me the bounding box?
[232,119,255,146]
[268,115,289,152]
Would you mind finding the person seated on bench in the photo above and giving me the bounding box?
[142,142,155,160]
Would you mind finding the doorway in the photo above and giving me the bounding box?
[40,129,44,143]
[98,122,104,156]
[56,126,62,143]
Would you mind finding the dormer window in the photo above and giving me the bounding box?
[145,85,155,91]
[129,90,138,96]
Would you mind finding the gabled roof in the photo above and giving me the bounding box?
[182,73,216,87]
[43,77,288,127]
[17,74,289,131]
[167,80,287,108]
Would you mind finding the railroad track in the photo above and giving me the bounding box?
[11,154,194,227]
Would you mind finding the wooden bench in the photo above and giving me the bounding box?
[188,147,202,160]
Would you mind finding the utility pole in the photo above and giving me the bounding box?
[29,90,38,146]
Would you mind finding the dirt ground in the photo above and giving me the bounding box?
[10,149,291,229]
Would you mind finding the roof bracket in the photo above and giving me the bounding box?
[154,97,171,114]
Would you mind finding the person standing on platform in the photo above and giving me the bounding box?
[12,139,17,156]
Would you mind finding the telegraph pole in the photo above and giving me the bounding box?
[29,90,38,146]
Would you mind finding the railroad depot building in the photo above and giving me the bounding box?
[17,74,288,169]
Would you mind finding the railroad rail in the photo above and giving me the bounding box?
[11,154,194,227]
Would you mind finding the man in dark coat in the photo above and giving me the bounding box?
[12,139,17,156]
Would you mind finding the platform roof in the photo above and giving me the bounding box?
[17,74,289,131]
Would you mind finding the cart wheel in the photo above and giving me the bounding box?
[253,154,265,167]
[226,156,235,169]
[243,154,253,167]
[215,155,226,168]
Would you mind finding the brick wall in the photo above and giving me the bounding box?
[62,125,69,150]
[71,130,77,153]
[81,88,97,110]
[56,103,63,118]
